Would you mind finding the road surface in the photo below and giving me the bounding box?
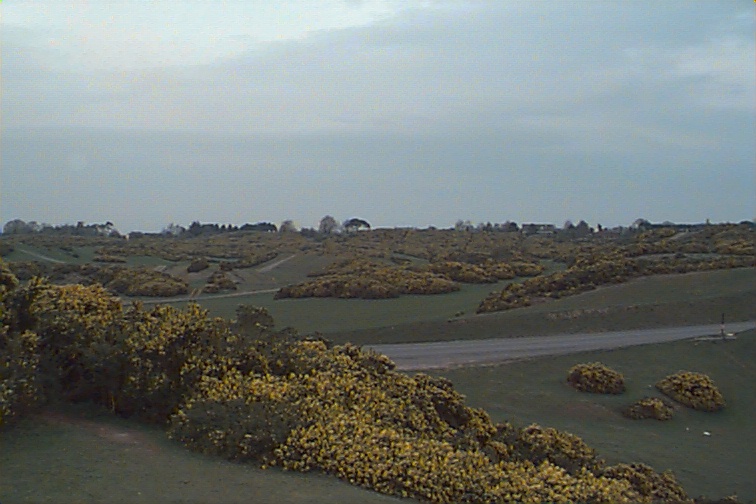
[367,321,756,370]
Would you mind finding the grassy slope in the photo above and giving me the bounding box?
[326,268,756,345]
[0,404,404,504]
[164,267,754,339]
[435,330,756,501]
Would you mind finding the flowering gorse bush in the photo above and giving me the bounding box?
[656,371,726,412]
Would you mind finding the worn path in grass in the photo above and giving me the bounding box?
[13,246,67,263]
[368,321,756,370]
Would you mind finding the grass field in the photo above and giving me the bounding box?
[435,329,756,502]
[0,403,403,504]
[154,268,754,344]
[327,268,756,345]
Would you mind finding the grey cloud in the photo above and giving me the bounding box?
[2,1,753,230]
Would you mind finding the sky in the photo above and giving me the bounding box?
[2,1,754,232]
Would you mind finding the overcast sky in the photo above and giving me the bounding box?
[2,1,754,232]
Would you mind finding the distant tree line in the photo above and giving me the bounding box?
[182,221,279,237]
[316,216,372,236]
[153,221,280,238]
[2,219,121,237]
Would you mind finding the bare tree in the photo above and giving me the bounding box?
[318,215,341,235]
[279,220,297,233]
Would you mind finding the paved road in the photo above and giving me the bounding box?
[367,321,756,370]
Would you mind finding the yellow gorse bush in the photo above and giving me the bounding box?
[168,339,687,503]
[656,371,725,412]
[623,397,675,421]
[276,262,459,299]
[567,362,626,394]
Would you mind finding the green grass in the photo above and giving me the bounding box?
[160,280,513,332]
[434,329,756,501]
[152,268,755,343]
[0,403,404,504]
[5,244,86,265]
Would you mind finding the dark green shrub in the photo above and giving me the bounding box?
[187,257,210,273]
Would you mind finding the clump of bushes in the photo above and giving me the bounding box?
[622,397,675,421]
[276,265,459,300]
[656,371,725,412]
[91,266,189,297]
[567,362,626,394]
[203,270,237,293]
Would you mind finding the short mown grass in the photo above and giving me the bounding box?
[0,403,404,504]
[434,329,756,501]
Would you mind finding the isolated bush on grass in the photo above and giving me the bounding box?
[622,397,675,420]
[187,257,210,273]
[656,371,725,412]
[567,362,626,394]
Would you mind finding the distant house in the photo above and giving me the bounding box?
[632,220,709,233]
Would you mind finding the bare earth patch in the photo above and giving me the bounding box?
[34,410,158,454]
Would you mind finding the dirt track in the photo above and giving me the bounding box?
[367,321,756,370]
